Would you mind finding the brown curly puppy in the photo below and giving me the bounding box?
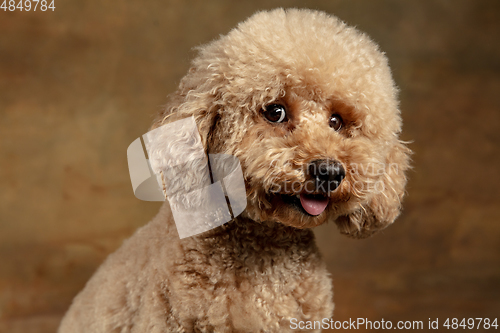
[59,8,410,333]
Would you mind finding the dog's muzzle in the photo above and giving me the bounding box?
[307,159,345,194]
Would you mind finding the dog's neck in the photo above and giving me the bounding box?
[214,216,314,244]
[184,216,319,270]
[158,202,320,271]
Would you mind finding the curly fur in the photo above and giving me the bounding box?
[59,8,410,333]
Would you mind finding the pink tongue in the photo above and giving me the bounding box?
[299,194,329,216]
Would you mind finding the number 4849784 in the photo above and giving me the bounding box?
[1,0,55,11]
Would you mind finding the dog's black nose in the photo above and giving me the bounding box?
[308,159,345,193]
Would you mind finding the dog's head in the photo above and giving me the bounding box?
[153,9,411,238]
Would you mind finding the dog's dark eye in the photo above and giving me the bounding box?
[263,104,287,123]
[329,114,343,131]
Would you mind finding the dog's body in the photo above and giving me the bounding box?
[60,9,410,333]
[59,204,332,332]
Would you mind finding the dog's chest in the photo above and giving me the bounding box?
[167,229,333,332]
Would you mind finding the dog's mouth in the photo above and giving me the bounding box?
[280,193,330,216]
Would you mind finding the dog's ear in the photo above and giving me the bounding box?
[152,66,223,152]
[336,140,411,238]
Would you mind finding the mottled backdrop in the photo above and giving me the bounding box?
[1,1,499,332]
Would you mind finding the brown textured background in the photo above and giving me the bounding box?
[1,1,499,332]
